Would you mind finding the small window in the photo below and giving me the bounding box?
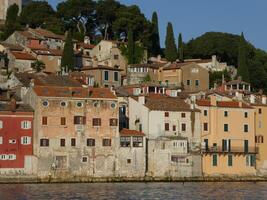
[224,124,229,132]
[71,138,76,147]
[228,155,233,167]
[92,118,101,126]
[103,139,111,146]
[203,123,208,131]
[114,55,119,60]
[8,154,16,160]
[110,102,117,109]
[21,136,31,145]
[224,111,228,117]
[173,125,176,131]
[93,101,100,108]
[60,101,67,107]
[133,136,143,147]
[244,124,249,133]
[0,154,7,160]
[120,136,131,147]
[181,113,186,118]
[109,118,118,126]
[61,117,66,126]
[204,110,208,116]
[181,123,186,132]
[195,80,199,86]
[82,156,88,163]
[114,71,119,81]
[165,112,169,117]
[244,112,248,118]
[74,116,86,125]
[186,80,191,86]
[127,159,131,164]
[212,154,217,166]
[40,139,49,147]
[21,121,31,129]
[104,71,109,81]
[0,120,3,129]
[259,108,262,114]
[42,100,49,107]
[87,138,95,147]
[60,139,65,147]
[42,116,48,125]
[76,102,83,108]
[165,123,169,131]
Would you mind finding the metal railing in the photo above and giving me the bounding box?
[202,146,258,154]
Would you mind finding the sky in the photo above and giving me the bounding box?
[48,0,267,51]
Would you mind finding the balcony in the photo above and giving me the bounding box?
[202,146,258,154]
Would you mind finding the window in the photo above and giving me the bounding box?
[76,102,83,108]
[92,118,101,126]
[244,140,249,153]
[228,155,233,167]
[181,113,186,118]
[82,156,88,163]
[0,120,3,129]
[104,71,109,81]
[74,116,86,125]
[103,139,111,146]
[0,136,2,144]
[55,156,67,169]
[42,116,47,125]
[212,154,217,166]
[40,139,49,147]
[222,139,228,151]
[127,159,131,164]
[114,72,119,81]
[99,45,101,51]
[42,100,49,107]
[224,124,229,132]
[21,121,31,129]
[8,154,16,160]
[0,154,7,160]
[173,125,176,131]
[87,138,95,146]
[109,118,118,126]
[195,80,199,86]
[60,101,67,107]
[165,123,169,131]
[204,110,208,116]
[244,124,249,133]
[21,136,31,145]
[244,112,248,118]
[165,112,169,117]
[132,136,143,147]
[186,80,191,86]
[120,136,131,147]
[259,108,262,114]
[60,139,65,147]
[246,155,256,166]
[224,111,228,117]
[61,117,66,126]
[181,123,186,132]
[171,155,188,164]
[114,55,119,60]
[203,123,208,131]
[71,138,76,147]
[255,135,264,144]
[110,102,117,109]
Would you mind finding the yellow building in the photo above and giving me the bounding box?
[196,95,257,176]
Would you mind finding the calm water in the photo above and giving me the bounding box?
[0,182,267,200]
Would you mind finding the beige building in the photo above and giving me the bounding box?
[196,95,257,176]
[8,51,36,72]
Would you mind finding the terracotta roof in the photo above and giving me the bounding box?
[32,48,63,56]
[120,128,145,136]
[82,65,123,71]
[196,99,253,108]
[34,75,82,87]
[225,80,250,85]
[128,63,164,69]
[142,94,195,112]
[162,62,186,70]
[30,28,64,40]
[0,42,23,51]
[88,87,117,99]
[17,30,37,39]
[76,42,95,49]
[10,51,36,60]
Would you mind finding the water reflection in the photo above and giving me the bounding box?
[0,182,266,200]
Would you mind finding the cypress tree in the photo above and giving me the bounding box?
[127,29,134,64]
[151,11,161,56]
[165,22,177,62]
[61,32,74,72]
[178,33,184,62]
[3,4,20,39]
[237,32,249,82]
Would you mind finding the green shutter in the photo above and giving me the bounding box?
[228,155,233,166]
[212,154,217,166]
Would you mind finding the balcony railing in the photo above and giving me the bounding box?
[202,146,258,154]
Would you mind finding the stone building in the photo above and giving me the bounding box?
[8,51,36,72]
[0,0,21,22]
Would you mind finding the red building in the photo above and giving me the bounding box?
[0,99,34,168]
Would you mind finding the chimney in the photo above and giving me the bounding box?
[84,36,90,44]
[138,96,145,105]
[262,96,267,104]
[210,95,217,106]
[250,94,255,104]
[212,55,217,67]
[10,98,16,112]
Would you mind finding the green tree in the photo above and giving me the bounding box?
[32,60,45,72]
[178,33,184,61]
[237,32,249,82]
[61,32,74,72]
[20,1,56,28]
[127,29,134,64]
[143,74,151,83]
[164,22,177,62]
[2,4,21,39]
[150,11,161,56]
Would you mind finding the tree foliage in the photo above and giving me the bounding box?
[178,33,184,61]
[32,60,45,72]
[150,11,161,56]
[237,33,249,82]
[61,32,74,71]
[164,22,177,62]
